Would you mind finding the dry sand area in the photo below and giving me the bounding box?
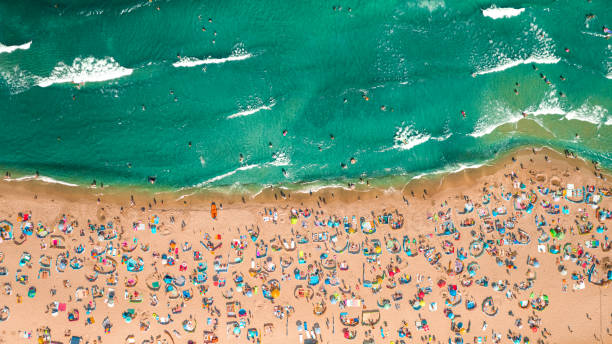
[0,147,610,344]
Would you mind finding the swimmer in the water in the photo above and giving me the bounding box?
[514,89,519,95]
[340,163,347,169]
[282,130,288,136]
[522,112,527,118]
[532,64,538,70]
[560,75,566,81]
[282,168,287,177]
[461,110,466,118]
[239,154,244,163]
[188,141,192,148]
[560,92,566,98]
[268,142,273,148]
[350,157,356,164]
[330,134,334,140]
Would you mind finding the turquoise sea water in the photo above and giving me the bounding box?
[0,0,611,191]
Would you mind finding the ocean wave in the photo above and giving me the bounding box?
[470,101,523,138]
[415,0,445,11]
[471,90,609,137]
[6,175,78,187]
[392,125,431,151]
[268,151,290,167]
[412,162,487,180]
[37,56,133,87]
[194,164,260,187]
[524,87,565,116]
[0,41,31,54]
[482,7,525,19]
[172,48,252,68]
[120,1,150,15]
[473,56,559,76]
[227,99,276,119]
[1,66,36,94]
[473,22,559,76]
[564,103,609,125]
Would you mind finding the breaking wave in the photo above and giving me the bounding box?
[37,56,133,87]
[482,7,525,19]
[227,99,276,119]
[0,41,32,54]
[173,47,252,68]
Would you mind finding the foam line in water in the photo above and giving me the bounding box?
[227,100,275,119]
[564,103,609,125]
[194,164,260,187]
[482,7,525,19]
[37,56,133,87]
[172,53,252,67]
[268,151,290,167]
[7,175,78,187]
[391,125,431,151]
[470,115,522,138]
[0,41,32,54]
[412,162,487,180]
[474,56,560,76]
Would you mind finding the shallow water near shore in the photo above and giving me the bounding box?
[0,0,611,190]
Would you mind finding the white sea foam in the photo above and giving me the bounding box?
[268,151,290,167]
[473,56,560,76]
[7,175,78,187]
[1,66,36,94]
[37,56,133,87]
[473,22,559,76]
[194,164,260,187]
[227,100,275,119]
[412,162,487,180]
[416,0,445,11]
[470,101,523,138]
[120,1,150,15]
[391,125,431,151]
[471,88,610,137]
[0,41,31,54]
[432,133,452,141]
[482,7,525,19]
[524,87,566,116]
[173,50,252,68]
[564,103,608,125]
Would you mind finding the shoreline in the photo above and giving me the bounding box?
[2,145,608,207]
[0,144,609,343]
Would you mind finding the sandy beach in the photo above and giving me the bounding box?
[0,146,610,344]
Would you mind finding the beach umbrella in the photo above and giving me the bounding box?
[271,288,280,299]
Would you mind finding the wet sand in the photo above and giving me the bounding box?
[0,146,610,344]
